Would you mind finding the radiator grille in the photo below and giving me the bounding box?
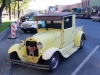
[26,41,38,56]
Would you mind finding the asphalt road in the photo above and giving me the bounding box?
[0,19,100,75]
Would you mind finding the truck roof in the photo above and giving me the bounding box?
[35,12,73,21]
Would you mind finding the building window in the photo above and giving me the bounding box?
[88,1,89,6]
[86,1,87,6]
[78,4,80,7]
[82,2,83,7]
[84,1,85,7]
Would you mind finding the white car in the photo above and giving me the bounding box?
[21,16,43,33]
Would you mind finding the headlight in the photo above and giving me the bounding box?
[37,42,43,49]
[18,40,25,47]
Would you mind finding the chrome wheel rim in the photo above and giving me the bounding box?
[51,55,58,68]
[81,38,84,46]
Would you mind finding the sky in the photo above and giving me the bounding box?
[28,0,81,10]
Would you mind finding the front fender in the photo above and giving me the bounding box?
[8,44,27,59]
[42,47,59,60]
[74,31,86,46]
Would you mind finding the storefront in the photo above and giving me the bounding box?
[81,6,90,14]
[72,8,81,13]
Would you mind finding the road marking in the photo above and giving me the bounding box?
[71,45,100,75]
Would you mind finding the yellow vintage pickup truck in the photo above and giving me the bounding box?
[8,12,86,72]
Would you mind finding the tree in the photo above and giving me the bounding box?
[0,0,32,25]
[0,0,6,25]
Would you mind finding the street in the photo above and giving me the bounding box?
[0,19,100,75]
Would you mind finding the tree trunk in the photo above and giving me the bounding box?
[0,10,2,26]
[9,4,11,20]
[14,9,16,19]
[14,2,16,19]
[0,0,6,26]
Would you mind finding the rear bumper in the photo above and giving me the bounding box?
[5,59,49,70]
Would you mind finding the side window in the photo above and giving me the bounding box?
[38,21,46,29]
[45,21,61,29]
[64,16,72,29]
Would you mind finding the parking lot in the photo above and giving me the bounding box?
[0,19,100,75]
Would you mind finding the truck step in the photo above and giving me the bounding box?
[63,46,79,58]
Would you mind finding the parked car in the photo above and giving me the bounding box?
[21,15,43,33]
[7,12,86,72]
[91,14,100,22]
[77,14,84,18]
[77,14,90,19]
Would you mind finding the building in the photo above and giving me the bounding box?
[70,3,82,9]
[89,0,100,15]
[81,0,90,14]
[63,3,81,13]
[56,5,66,12]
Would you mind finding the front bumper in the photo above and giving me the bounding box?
[6,59,49,70]
[21,28,36,31]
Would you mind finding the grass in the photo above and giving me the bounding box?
[0,21,11,33]
[0,19,17,33]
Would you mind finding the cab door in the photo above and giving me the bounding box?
[63,16,74,48]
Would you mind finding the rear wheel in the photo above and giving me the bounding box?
[10,52,20,60]
[80,34,85,49]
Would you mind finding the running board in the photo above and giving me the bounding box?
[5,59,49,70]
[63,46,79,58]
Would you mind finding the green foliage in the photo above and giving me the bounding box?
[39,10,45,14]
[19,0,32,9]
[11,0,32,12]
[0,21,11,33]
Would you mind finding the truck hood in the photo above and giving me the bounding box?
[31,29,62,43]
[22,21,36,25]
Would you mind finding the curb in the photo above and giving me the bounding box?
[0,26,11,41]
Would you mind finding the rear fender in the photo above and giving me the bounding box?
[8,44,27,59]
[74,31,86,46]
[42,47,59,60]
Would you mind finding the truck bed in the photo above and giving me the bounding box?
[75,26,83,31]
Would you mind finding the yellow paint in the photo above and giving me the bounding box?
[8,44,27,62]
[8,13,86,64]
[74,31,84,47]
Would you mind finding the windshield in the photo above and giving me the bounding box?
[28,16,36,21]
[38,21,62,29]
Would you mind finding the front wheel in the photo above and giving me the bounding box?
[47,52,60,72]
[10,52,20,60]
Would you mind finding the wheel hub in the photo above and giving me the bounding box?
[51,56,58,68]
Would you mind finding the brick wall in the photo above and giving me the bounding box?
[56,5,66,11]
[81,0,89,7]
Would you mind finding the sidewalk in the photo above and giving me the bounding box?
[0,33,15,75]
